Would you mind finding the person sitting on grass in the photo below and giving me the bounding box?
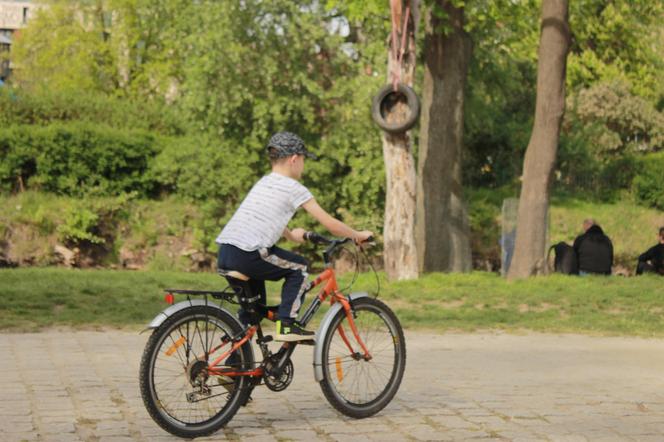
[636,227,664,276]
[215,131,373,342]
[573,218,613,276]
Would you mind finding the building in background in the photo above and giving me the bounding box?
[0,0,40,81]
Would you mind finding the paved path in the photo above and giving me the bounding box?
[2,330,664,441]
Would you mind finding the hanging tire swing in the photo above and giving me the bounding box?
[372,0,420,135]
[371,83,420,134]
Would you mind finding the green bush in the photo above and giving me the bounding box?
[633,152,664,210]
[57,207,105,245]
[0,122,163,196]
[0,88,185,136]
[56,194,132,247]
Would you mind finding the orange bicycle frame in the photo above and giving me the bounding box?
[204,266,372,378]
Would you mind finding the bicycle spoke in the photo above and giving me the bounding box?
[149,315,242,425]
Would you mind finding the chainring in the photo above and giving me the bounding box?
[263,358,294,392]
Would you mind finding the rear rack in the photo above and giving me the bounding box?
[164,287,238,303]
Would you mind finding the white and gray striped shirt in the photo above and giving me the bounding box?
[216,173,313,251]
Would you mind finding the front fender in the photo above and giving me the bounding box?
[142,299,242,332]
[313,292,369,382]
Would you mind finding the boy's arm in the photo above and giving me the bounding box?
[301,198,372,242]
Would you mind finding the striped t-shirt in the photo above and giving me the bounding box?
[216,172,313,251]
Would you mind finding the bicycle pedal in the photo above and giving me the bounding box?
[258,335,273,344]
[298,339,315,346]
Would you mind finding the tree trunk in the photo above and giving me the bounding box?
[382,0,419,281]
[507,0,570,280]
[415,1,472,273]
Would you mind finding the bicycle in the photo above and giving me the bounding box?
[139,233,407,438]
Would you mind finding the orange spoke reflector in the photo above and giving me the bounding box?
[165,336,186,356]
[335,357,343,383]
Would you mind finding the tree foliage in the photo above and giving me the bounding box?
[567,0,664,102]
[3,0,663,261]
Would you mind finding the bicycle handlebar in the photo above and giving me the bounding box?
[304,231,375,265]
[304,232,374,246]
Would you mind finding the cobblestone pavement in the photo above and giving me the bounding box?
[2,330,664,442]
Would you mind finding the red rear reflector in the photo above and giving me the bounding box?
[165,293,175,305]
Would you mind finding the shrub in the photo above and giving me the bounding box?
[56,194,132,247]
[57,207,105,245]
[0,88,185,136]
[0,122,163,196]
[633,152,664,210]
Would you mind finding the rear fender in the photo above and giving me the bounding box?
[142,299,242,332]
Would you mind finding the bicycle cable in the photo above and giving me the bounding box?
[337,241,381,300]
[359,243,381,299]
[337,242,360,294]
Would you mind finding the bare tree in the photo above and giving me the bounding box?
[381,0,419,280]
[507,0,570,280]
[416,0,472,273]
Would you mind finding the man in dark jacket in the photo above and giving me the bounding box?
[636,227,664,275]
[573,219,613,275]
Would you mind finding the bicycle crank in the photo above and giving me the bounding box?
[263,358,294,392]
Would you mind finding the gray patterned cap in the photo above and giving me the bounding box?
[266,131,317,159]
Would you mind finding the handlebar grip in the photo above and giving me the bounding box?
[304,231,331,245]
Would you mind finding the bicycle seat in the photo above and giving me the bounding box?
[218,268,250,281]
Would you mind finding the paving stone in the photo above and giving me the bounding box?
[3,330,664,441]
[273,429,325,440]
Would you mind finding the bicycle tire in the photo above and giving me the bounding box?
[139,306,253,438]
[319,297,406,418]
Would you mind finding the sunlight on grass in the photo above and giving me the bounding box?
[2,268,664,336]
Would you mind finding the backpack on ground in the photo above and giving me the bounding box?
[548,242,579,275]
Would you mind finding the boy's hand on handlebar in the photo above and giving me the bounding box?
[290,228,307,243]
[354,230,374,245]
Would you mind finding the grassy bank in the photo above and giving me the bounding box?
[2,268,663,336]
[2,191,663,272]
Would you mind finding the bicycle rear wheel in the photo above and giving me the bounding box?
[319,297,406,418]
[139,306,253,438]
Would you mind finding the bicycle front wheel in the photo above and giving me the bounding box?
[319,297,406,418]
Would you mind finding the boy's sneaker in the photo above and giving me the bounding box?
[275,320,315,342]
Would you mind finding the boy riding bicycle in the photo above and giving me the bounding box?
[216,131,373,342]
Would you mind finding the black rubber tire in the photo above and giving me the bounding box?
[371,83,420,134]
[319,297,406,418]
[139,306,254,439]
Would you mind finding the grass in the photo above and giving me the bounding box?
[2,268,664,336]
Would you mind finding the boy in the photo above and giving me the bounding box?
[216,131,373,341]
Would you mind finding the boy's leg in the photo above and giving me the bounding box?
[238,280,266,325]
[256,247,309,322]
[253,247,315,341]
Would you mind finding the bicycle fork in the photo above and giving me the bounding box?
[335,296,373,361]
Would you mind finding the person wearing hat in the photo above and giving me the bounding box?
[216,131,373,341]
